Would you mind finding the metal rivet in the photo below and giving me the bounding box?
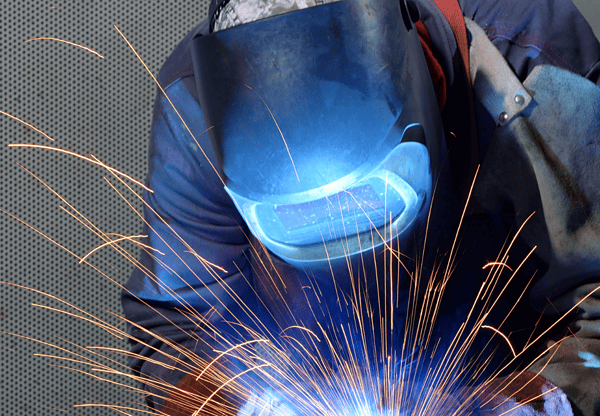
[499,112,509,123]
[515,94,525,105]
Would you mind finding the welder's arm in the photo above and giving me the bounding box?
[526,285,600,416]
[121,75,259,412]
[462,5,600,415]
[459,0,600,87]
[463,372,575,415]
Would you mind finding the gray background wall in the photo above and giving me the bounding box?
[575,0,600,39]
[1,2,210,415]
[1,1,598,415]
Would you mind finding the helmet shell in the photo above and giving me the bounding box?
[192,0,443,205]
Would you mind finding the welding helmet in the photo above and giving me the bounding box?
[192,0,444,269]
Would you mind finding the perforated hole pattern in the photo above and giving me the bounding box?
[2,2,209,414]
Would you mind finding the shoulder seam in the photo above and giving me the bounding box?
[160,70,196,93]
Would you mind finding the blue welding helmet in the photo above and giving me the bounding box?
[192,0,445,269]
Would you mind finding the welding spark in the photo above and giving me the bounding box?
[0,110,55,141]
[481,325,516,358]
[244,84,300,182]
[7,24,583,416]
[79,234,154,264]
[280,326,322,343]
[183,250,228,273]
[23,37,104,59]
[482,262,514,272]
[112,25,226,187]
[5,178,566,416]
[8,144,152,192]
[200,339,271,381]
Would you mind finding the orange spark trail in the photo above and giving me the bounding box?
[23,37,104,58]
[481,325,516,358]
[443,165,481,284]
[105,232,164,255]
[245,84,300,182]
[193,364,272,416]
[280,325,322,343]
[496,387,559,416]
[112,25,225,187]
[482,262,514,272]
[8,144,153,192]
[32,303,124,339]
[183,250,228,273]
[0,110,55,141]
[198,339,270,380]
[79,234,155,264]
[0,209,82,261]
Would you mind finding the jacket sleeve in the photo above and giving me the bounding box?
[456,2,600,415]
[121,74,258,411]
[459,0,600,86]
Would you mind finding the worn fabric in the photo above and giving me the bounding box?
[476,66,600,416]
[471,372,575,415]
[122,0,600,412]
[467,15,600,415]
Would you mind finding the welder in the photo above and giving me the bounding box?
[122,0,600,414]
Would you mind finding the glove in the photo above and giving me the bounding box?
[464,372,575,416]
[525,283,600,416]
[526,337,600,416]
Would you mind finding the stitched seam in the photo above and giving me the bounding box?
[161,70,195,91]
[486,28,579,74]
[488,33,578,74]
[487,26,549,45]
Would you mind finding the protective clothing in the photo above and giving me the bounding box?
[121,0,600,413]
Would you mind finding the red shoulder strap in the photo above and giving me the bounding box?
[431,0,481,205]
[432,0,471,86]
[416,21,447,110]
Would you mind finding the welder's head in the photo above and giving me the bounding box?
[193,0,445,270]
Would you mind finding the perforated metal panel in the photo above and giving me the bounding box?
[2,2,209,414]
